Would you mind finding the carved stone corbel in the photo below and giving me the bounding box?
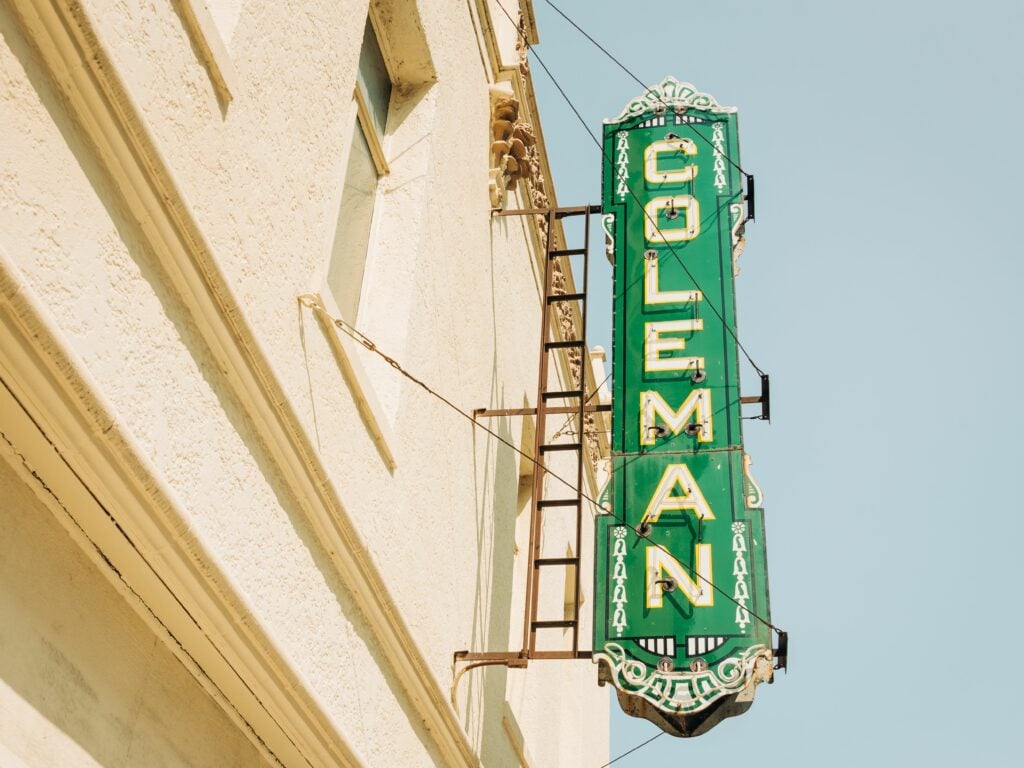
[488,85,535,210]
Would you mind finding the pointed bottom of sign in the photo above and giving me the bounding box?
[612,685,757,738]
[595,646,773,737]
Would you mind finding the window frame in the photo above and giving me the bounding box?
[353,87,390,177]
[353,12,392,177]
[326,12,395,327]
[304,11,401,470]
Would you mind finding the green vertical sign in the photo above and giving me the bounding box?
[594,78,775,737]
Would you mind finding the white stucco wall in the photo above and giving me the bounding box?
[0,0,609,765]
[0,448,272,768]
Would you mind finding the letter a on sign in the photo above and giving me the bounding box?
[642,464,714,523]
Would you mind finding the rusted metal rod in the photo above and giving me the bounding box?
[473,404,610,418]
[494,204,602,217]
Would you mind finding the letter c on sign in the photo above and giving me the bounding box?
[644,139,698,184]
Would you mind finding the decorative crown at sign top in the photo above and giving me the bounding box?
[605,76,737,124]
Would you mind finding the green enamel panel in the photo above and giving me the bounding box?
[593,79,774,734]
[595,452,770,651]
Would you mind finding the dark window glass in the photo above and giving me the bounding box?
[357,19,391,138]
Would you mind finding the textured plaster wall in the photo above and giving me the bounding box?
[0,6,432,765]
[0,0,608,764]
[0,449,271,768]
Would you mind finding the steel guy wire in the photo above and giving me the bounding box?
[298,297,783,636]
[609,196,731,306]
[541,0,750,180]
[492,1,766,377]
[551,370,611,440]
[599,730,665,767]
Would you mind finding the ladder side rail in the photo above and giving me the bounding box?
[570,211,592,654]
[523,208,558,655]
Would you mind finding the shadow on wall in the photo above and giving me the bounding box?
[466,406,523,767]
[463,218,540,764]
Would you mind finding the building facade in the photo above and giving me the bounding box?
[0,1,609,765]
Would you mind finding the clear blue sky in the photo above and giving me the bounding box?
[527,1,1024,764]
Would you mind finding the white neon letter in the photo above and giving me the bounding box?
[642,464,714,524]
[645,196,700,243]
[645,320,704,372]
[644,257,702,305]
[644,138,698,184]
[640,390,712,445]
[647,546,714,608]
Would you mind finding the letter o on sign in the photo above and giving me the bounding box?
[644,196,700,242]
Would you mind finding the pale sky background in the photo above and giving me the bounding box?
[525,1,1024,765]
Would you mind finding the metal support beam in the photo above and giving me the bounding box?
[739,373,771,421]
[453,650,591,664]
[495,205,602,217]
[473,404,610,418]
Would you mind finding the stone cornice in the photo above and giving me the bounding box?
[5,1,477,766]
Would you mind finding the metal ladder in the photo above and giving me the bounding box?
[456,204,605,671]
[521,205,596,660]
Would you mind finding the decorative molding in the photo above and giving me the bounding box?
[5,2,477,766]
[500,702,534,768]
[606,76,737,124]
[502,25,603,469]
[175,0,236,104]
[0,252,356,768]
[516,0,539,46]
[0,394,282,761]
[300,294,398,471]
[594,642,772,715]
[488,85,534,210]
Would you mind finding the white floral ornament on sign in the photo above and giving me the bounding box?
[605,76,738,124]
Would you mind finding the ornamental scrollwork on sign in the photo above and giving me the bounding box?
[615,131,629,202]
[594,642,772,714]
[730,204,746,277]
[712,122,728,193]
[742,453,764,509]
[611,527,629,636]
[602,213,615,264]
[731,522,751,632]
[605,76,737,124]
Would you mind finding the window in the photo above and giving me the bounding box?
[307,7,435,460]
[355,18,391,140]
[326,18,393,323]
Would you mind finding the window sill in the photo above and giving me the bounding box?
[299,293,398,471]
[178,0,237,104]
